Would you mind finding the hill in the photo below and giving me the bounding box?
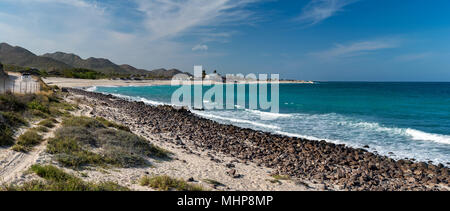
[42,52,133,74]
[0,43,71,71]
[0,43,191,79]
[43,52,189,77]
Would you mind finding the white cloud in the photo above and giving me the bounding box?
[135,0,260,40]
[192,44,208,51]
[5,0,98,8]
[297,0,358,25]
[311,38,400,58]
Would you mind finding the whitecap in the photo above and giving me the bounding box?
[405,129,450,145]
[246,109,292,119]
[192,111,281,130]
[85,86,97,92]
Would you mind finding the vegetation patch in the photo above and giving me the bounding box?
[1,165,129,191]
[61,116,105,131]
[28,100,50,114]
[1,94,30,146]
[96,117,131,132]
[140,175,205,191]
[12,130,44,152]
[50,101,77,112]
[0,111,29,146]
[203,179,225,187]
[266,179,282,185]
[94,128,171,160]
[271,174,290,180]
[0,84,68,147]
[38,118,58,128]
[0,125,14,146]
[62,68,107,80]
[1,111,28,128]
[47,116,171,169]
[47,137,109,168]
[0,93,27,112]
[34,126,49,133]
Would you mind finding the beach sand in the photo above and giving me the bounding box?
[42,77,314,88]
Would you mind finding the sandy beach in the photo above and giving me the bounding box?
[42,77,314,88]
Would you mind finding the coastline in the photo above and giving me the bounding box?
[42,77,314,88]
[65,88,449,191]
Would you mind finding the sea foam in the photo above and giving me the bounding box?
[405,128,450,145]
[192,111,281,130]
[246,109,293,119]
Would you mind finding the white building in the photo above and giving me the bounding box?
[21,73,32,81]
[204,73,223,82]
[0,68,40,94]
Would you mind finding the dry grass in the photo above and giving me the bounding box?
[12,130,44,152]
[2,165,129,191]
[47,116,171,169]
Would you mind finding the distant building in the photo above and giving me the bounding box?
[0,67,40,94]
[204,73,224,82]
[21,72,32,81]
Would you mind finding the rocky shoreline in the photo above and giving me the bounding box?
[68,88,449,191]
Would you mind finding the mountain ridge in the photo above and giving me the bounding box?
[0,43,72,71]
[0,43,190,78]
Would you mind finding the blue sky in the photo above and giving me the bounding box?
[0,0,449,81]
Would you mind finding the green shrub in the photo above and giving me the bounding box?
[1,112,28,127]
[0,111,28,147]
[94,129,171,160]
[62,68,106,80]
[96,117,131,132]
[12,130,43,152]
[53,127,96,146]
[31,164,76,182]
[2,165,129,191]
[272,175,290,180]
[28,100,50,114]
[47,137,108,168]
[38,118,58,128]
[62,116,105,130]
[0,126,14,146]
[25,109,51,119]
[48,116,171,169]
[35,126,49,133]
[140,175,204,191]
[103,147,149,167]
[50,101,76,111]
[0,94,26,112]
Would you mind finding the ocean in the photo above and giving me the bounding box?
[92,82,450,165]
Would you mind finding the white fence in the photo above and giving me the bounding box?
[0,77,40,94]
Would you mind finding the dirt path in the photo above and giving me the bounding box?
[0,121,61,184]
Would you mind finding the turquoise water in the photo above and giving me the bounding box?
[93,82,450,165]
